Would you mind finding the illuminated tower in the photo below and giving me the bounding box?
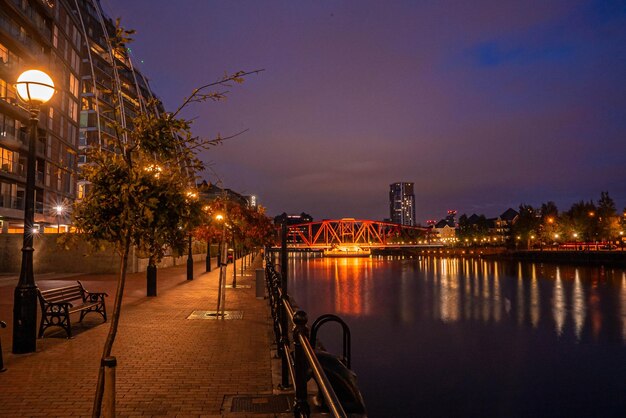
[389,182,415,226]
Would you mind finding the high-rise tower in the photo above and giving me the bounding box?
[389,182,415,226]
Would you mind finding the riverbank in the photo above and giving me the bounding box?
[372,247,626,267]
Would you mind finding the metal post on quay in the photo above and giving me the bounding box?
[12,70,55,354]
[206,239,212,272]
[187,233,193,280]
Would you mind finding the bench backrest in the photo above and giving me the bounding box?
[39,283,85,304]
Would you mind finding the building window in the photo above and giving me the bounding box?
[1,147,17,173]
[68,98,78,122]
[77,182,85,199]
[69,73,79,98]
[53,25,58,48]
[0,42,7,63]
[0,114,16,141]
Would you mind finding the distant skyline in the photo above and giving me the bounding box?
[104,0,626,222]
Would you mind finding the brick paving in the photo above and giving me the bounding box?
[0,255,288,417]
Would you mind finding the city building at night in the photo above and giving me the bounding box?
[196,179,250,207]
[0,0,158,234]
[389,182,415,226]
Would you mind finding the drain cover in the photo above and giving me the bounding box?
[187,310,244,320]
[225,284,251,289]
[231,394,292,413]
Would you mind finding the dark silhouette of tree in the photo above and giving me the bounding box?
[561,200,598,242]
[511,204,540,248]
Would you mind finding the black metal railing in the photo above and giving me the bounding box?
[266,257,360,418]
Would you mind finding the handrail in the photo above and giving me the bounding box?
[297,325,347,418]
[265,258,349,418]
[311,314,351,369]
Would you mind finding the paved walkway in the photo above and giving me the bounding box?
[0,255,287,417]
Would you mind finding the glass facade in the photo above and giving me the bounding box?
[0,0,159,233]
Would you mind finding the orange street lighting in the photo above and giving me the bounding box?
[16,70,55,103]
[13,69,55,354]
[54,204,66,233]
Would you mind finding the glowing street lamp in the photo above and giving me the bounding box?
[215,214,225,266]
[12,70,55,354]
[54,204,65,233]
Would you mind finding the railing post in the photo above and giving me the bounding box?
[102,356,117,418]
[293,310,311,417]
[281,221,288,295]
[279,294,291,389]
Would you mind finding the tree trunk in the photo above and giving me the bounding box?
[93,237,131,417]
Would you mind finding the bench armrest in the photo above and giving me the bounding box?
[43,301,73,312]
[85,292,108,303]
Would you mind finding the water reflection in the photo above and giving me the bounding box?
[289,256,626,344]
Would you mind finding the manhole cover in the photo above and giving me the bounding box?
[230,394,292,413]
[187,310,244,320]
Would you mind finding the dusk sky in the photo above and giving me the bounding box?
[103,0,626,222]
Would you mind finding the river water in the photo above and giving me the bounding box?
[287,255,626,418]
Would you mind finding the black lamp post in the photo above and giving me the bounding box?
[185,190,198,281]
[12,70,55,354]
[187,232,193,280]
[205,239,212,272]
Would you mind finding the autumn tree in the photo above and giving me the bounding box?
[70,20,262,418]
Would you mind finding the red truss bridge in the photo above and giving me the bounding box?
[283,218,435,254]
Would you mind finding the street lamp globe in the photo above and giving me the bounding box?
[16,70,55,104]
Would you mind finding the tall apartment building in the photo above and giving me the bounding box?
[389,182,416,226]
[0,0,158,234]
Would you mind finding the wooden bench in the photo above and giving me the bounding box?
[37,281,108,338]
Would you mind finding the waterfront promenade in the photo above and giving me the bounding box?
[0,256,287,417]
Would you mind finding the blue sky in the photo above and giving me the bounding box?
[104,0,626,222]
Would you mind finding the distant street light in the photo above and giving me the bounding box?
[12,69,55,354]
[186,191,198,280]
[55,204,65,233]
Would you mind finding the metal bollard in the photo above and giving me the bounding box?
[0,321,6,372]
[102,356,117,418]
[255,269,265,299]
[293,310,311,417]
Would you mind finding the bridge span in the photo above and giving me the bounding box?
[280,218,440,255]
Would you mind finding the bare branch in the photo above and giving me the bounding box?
[171,69,265,118]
